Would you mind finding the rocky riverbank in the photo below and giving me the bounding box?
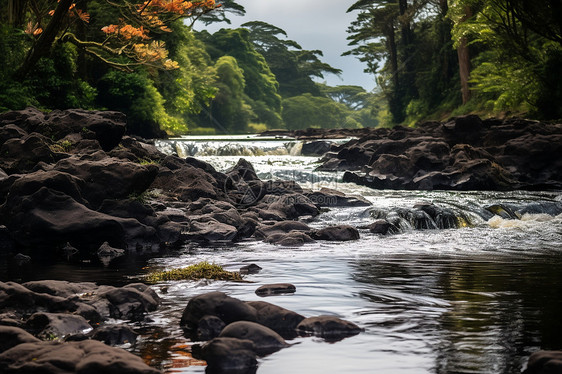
[0,107,370,373]
[0,107,371,260]
[316,115,562,191]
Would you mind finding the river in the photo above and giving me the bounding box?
[7,135,562,374]
[139,136,562,374]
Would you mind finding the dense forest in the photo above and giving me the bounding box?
[1,0,560,136]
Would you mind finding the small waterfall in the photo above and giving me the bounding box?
[370,204,474,233]
[367,200,562,234]
[156,138,307,157]
[288,141,303,156]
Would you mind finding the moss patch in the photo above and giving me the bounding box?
[145,262,243,283]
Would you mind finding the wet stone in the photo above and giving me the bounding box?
[255,283,296,297]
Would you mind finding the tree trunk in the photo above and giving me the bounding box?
[457,37,471,104]
[14,0,73,80]
[457,6,472,104]
[386,22,399,89]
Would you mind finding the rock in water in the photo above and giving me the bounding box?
[219,321,288,356]
[255,283,296,297]
[0,339,161,374]
[523,350,562,374]
[312,225,360,241]
[180,291,257,331]
[192,337,257,373]
[297,315,362,342]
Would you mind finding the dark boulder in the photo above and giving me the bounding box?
[254,221,314,246]
[53,155,159,208]
[97,241,126,266]
[0,281,71,313]
[0,326,40,354]
[240,264,262,275]
[0,133,58,174]
[152,156,223,202]
[523,350,562,374]
[0,339,161,374]
[109,136,164,162]
[180,292,257,331]
[366,220,391,235]
[90,324,138,346]
[184,219,238,242]
[219,321,288,356]
[301,140,331,156]
[297,315,362,342]
[312,225,360,241]
[192,337,257,373]
[0,124,27,146]
[1,186,157,249]
[43,109,127,151]
[0,107,45,133]
[246,300,305,339]
[255,283,296,297]
[26,312,92,340]
[91,283,160,322]
[22,280,96,298]
[304,187,371,208]
[5,169,87,205]
[195,315,226,341]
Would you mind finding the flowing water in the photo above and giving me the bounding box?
[140,136,562,374]
[7,136,562,374]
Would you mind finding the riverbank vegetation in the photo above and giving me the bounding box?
[1,0,560,136]
[346,0,562,125]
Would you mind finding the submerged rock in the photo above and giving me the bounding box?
[193,337,257,373]
[523,350,562,374]
[255,283,296,297]
[297,315,363,342]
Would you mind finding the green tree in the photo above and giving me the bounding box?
[198,28,283,128]
[346,0,461,124]
[282,93,359,130]
[242,21,341,98]
[449,0,562,118]
[205,55,253,132]
[156,20,218,133]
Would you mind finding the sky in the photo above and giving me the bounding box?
[202,0,377,91]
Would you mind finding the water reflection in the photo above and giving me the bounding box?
[351,254,562,373]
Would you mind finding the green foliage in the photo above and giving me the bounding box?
[449,0,562,118]
[1,40,96,111]
[189,126,216,135]
[247,122,268,133]
[145,261,243,283]
[198,29,282,128]
[157,21,217,127]
[282,93,358,130]
[242,21,341,98]
[97,70,183,135]
[206,55,253,132]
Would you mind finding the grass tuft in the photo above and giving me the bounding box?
[145,261,243,283]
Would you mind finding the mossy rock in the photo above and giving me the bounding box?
[145,262,244,283]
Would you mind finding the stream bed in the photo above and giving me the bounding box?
[7,136,562,374]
